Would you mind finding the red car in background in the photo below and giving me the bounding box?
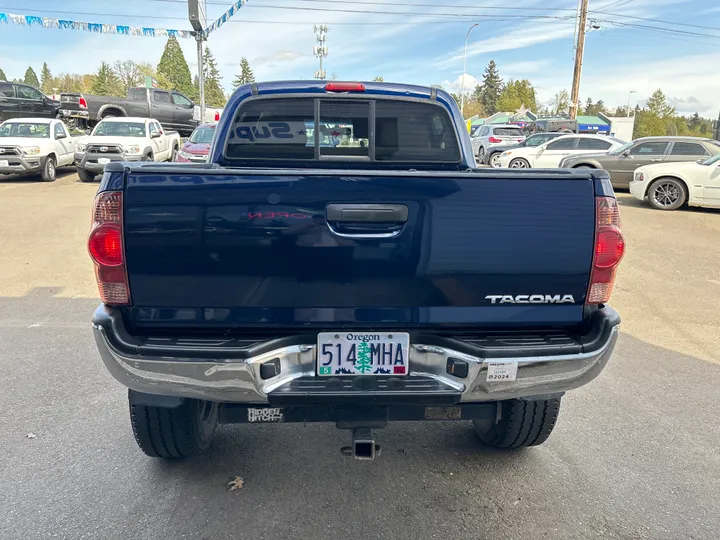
[175,123,216,163]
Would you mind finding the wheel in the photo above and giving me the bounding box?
[40,156,56,182]
[169,146,178,162]
[489,152,502,168]
[647,177,687,211]
[128,390,218,458]
[478,146,486,161]
[102,113,116,120]
[77,168,95,183]
[509,158,530,168]
[141,154,153,162]
[475,398,561,449]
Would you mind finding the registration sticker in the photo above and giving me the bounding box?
[486,361,518,382]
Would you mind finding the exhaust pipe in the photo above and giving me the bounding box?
[351,428,379,460]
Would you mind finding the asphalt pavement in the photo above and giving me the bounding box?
[1,172,719,540]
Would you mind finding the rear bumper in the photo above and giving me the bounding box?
[59,108,89,120]
[92,305,620,404]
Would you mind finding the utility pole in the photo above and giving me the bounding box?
[313,25,329,80]
[188,0,207,122]
[569,0,589,120]
[460,23,479,117]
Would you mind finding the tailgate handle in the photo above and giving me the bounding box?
[326,204,408,224]
[325,204,408,238]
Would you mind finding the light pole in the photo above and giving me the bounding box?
[627,90,637,117]
[460,23,479,117]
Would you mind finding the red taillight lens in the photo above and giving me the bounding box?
[587,197,625,304]
[488,136,502,143]
[325,82,366,92]
[79,97,88,109]
[214,111,220,121]
[88,191,130,305]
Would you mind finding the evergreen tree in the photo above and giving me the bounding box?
[594,100,606,115]
[23,66,40,88]
[584,97,594,116]
[90,62,122,97]
[232,57,255,88]
[355,342,372,374]
[496,79,537,112]
[478,60,502,115]
[372,76,384,82]
[40,63,53,94]
[202,47,226,107]
[157,36,194,96]
[645,89,675,118]
[0,68,7,81]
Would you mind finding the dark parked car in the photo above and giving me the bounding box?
[0,81,60,121]
[58,87,198,136]
[526,118,578,135]
[483,132,564,167]
[560,136,720,188]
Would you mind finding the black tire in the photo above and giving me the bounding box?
[647,177,687,211]
[509,158,531,169]
[488,152,502,168]
[77,168,95,183]
[40,156,56,182]
[141,153,153,162]
[478,146,486,161]
[474,398,561,449]
[169,146,178,162]
[573,164,595,169]
[128,390,218,458]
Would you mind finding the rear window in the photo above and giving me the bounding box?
[224,97,460,164]
[493,127,524,137]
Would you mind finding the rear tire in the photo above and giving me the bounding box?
[489,152,502,168]
[77,168,95,183]
[40,156,56,182]
[647,177,687,211]
[474,398,561,449]
[170,146,178,162]
[128,390,218,459]
[141,153,153,162]
[478,146,486,162]
[509,158,530,168]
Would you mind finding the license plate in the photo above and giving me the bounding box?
[317,332,410,376]
[97,158,111,165]
[0,160,8,167]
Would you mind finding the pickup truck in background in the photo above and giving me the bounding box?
[89,81,625,461]
[0,117,77,181]
[75,116,180,182]
[59,87,198,135]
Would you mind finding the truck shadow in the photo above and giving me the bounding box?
[0,168,77,184]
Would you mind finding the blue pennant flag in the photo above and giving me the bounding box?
[88,23,102,33]
[0,13,7,24]
[25,15,42,26]
[142,27,155,37]
[116,25,129,35]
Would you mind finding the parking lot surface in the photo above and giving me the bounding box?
[1,172,719,539]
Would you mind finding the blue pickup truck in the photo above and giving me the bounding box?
[89,81,625,460]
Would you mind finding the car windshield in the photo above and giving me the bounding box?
[701,153,720,166]
[0,122,50,138]
[609,141,635,155]
[189,127,215,144]
[92,122,146,137]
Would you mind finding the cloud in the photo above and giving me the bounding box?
[252,50,304,67]
[441,74,479,94]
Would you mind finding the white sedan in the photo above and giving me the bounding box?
[630,153,720,210]
[497,134,625,168]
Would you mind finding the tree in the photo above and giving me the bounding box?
[584,97,594,116]
[478,60,502,115]
[646,89,675,118]
[550,89,570,115]
[355,342,372,375]
[157,35,194,96]
[137,62,172,91]
[496,79,537,112]
[0,68,6,81]
[202,47,226,107]
[232,57,255,88]
[90,62,122,98]
[633,89,677,138]
[24,66,40,88]
[372,76,384,82]
[40,63,53,94]
[113,61,143,94]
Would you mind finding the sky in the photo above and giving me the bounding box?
[0,0,719,116]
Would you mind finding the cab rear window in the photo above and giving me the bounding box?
[224,97,461,164]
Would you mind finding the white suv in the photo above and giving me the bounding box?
[471,124,526,163]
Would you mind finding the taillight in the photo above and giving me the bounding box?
[79,96,88,109]
[88,191,131,306]
[488,136,502,143]
[587,197,625,304]
[214,111,220,121]
[325,82,366,92]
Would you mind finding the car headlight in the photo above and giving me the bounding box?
[21,146,41,156]
[76,143,87,153]
[123,145,141,154]
[178,149,195,159]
